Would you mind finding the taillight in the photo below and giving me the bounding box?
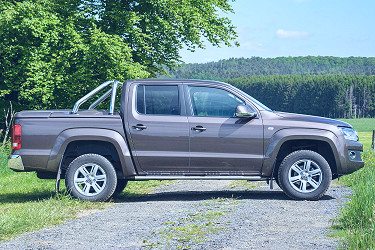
[12,124,21,150]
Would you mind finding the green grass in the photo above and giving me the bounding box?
[333,118,375,249]
[340,118,375,132]
[229,180,257,190]
[0,150,170,241]
[334,151,375,249]
[358,131,373,151]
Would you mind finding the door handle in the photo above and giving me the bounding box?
[132,124,147,131]
[191,125,206,132]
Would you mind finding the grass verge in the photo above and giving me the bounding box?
[334,151,375,249]
[333,118,375,248]
[0,150,170,241]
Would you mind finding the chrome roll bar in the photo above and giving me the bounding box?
[88,89,113,111]
[72,80,123,115]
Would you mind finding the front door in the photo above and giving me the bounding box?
[187,85,264,175]
[127,83,189,173]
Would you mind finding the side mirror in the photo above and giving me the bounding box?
[235,104,257,118]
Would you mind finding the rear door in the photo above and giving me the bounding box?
[126,82,189,173]
[186,84,264,175]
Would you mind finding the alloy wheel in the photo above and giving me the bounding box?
[288,159,322,193]
[73,163,107,196]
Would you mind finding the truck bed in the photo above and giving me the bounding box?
[13,110,125,172]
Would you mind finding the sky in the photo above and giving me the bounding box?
[180,0,375,63]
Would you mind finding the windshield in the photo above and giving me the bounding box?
[236,88,272,111]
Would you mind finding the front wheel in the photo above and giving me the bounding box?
[65,154,117,202]
[113,179,128,196]
[278,150,332,200]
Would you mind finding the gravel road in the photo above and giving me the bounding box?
[1,180,351,249]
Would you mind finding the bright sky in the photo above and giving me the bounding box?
[180,0,375,63]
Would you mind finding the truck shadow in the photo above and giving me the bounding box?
[0,190,56,204]
[114,190,335,203]
[1,190,336,204]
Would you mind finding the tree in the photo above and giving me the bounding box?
[0,0,238,112]
[84,0,238,75]
[0,0,149,111]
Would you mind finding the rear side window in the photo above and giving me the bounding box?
[136,85,180,115]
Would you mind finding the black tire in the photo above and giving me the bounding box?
[274,178,280,188]
[65,154,117,202]
[278,150,332,200]
[113,179,128,196]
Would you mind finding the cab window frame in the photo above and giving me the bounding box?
[186,85,256,118]
[135,84,183,116]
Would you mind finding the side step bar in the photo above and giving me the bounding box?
[132,176,268,181]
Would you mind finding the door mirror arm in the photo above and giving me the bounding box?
[235,104,257,119]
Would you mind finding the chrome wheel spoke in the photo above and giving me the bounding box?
[291,165,303,174]
[290,175,301,183]
[308,179,319,189]
[309,169,321,176]
[289,159,322,193]
[92,182,101,193]
[96,175,106,182]
[304,160,312,171]
[79,167,90,177]
[91,164,99,175]
[75,178,86,185]
[74,163,107,197]
[83,183,91,195]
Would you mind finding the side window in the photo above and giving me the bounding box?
[189,86,245,117]
[136,85,180,115]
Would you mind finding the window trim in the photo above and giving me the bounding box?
[135,84,184,117]
[185,84,259,118]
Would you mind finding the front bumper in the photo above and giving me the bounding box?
[8,154,25,171]
[342,140,364,175]
[344,149,364,174]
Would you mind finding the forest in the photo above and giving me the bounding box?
[228,75,375,118]
[163,57,375,118]
[166,56,375,80]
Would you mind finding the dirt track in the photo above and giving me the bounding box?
[0,180,350,249]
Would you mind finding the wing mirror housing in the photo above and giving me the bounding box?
[235,104,257,118]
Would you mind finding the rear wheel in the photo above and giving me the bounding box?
[65,154,117,202]
[278,150,331,200]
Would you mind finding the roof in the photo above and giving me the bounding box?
[125,78,230,86]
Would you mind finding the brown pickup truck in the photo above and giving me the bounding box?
[8,79,364,201]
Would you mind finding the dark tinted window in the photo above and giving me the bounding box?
[136,85,180,115]
[136,84,145,114]
[189,86,245,117]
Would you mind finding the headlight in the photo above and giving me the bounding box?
[339,127,359,141]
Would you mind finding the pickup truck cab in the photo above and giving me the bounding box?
[8,79,364,201]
